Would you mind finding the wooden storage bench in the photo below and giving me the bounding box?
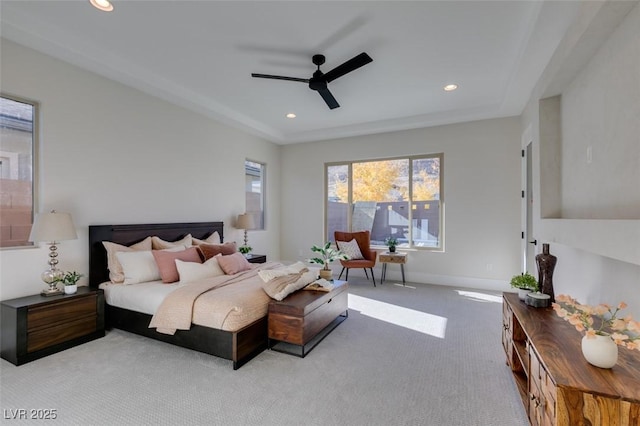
[268,280,348,357]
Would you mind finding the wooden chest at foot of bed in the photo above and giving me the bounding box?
[268,280,348,356]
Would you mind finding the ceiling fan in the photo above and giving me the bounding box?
[251,52,373,110]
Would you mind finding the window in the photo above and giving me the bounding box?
[0,95,37,248]
[245,160,265,230]
[326,154,443,250]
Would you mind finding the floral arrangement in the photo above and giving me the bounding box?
[56,271,83,286]
[308,242,349,270]
[552,294,640,351]
[384,237,398,248]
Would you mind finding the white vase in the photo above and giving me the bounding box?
[517,288,530,301]
[581,334,618,369]
[64,284,77,295]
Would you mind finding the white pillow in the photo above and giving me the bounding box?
[192,231,221,246]
[337,239,364,260]
[176,256,224,284]
[117,246,186,285]
[116,251,161,285]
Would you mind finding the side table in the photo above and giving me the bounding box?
[379,252,407,285]
[1,287,105,365]
[246,254,266,264]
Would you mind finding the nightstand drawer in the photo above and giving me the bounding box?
[27,294,97,331]
[28,315,97,353]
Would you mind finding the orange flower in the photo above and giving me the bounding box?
[585,329,597,339]
[611,332,629,345]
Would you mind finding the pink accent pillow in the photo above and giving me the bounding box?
[152,247,201,283]
[217,252,253,275]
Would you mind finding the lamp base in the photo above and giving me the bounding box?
[41,287,64,297]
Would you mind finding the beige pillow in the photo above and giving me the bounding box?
[192,231,221,246]
[102,237,152,283]
[176,256,224,284]
[151,234,193,249]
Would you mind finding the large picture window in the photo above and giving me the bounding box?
[326,154,443,250]
[245,160,265,230]
[0,94,37,248]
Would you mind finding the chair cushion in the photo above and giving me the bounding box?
[337,238,364,260]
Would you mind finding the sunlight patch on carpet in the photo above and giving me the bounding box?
[348,294,447,338]
[456,290,502,303]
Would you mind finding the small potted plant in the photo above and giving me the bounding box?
[58,271,83,295]
[384,236,398,253]
[308,241,349,280]
[238,245,252,257]
[510,272,539,301]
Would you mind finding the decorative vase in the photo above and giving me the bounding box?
[389,246,396,253]
[319,269,332,280]
[64,284,77,295]
[581,334,618,369]
[536,243,557,302]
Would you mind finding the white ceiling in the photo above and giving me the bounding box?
[0,1,583,144]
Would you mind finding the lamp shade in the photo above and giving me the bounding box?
[28,211,77,243]
[236,213,255,230]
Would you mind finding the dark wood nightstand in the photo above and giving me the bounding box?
[1,287,105,365]
[245,254,266,264]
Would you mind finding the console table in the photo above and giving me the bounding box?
[502,292,640,425]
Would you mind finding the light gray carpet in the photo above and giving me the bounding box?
[0,277,527,426]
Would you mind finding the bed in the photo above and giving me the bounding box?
[88,221,270,369]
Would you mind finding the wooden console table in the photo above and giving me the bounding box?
[502,292,640,425]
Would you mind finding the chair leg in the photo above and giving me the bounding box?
[345,269,349,281]
[364,269,370,280]
[339,267,345,280]
[371,268,376,287]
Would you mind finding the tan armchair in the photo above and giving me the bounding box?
[334,230,377,286]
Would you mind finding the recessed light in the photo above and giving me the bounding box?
[90,0,114,12]
[444,84,458,92]
[286,113,296,119]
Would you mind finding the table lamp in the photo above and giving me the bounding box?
[236,213,255,249]
[28,210,78,296]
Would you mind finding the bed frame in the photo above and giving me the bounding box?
[88,221,268,370]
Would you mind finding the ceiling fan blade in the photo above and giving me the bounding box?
[251,73,309,83]
[318,87,340,109]
[323,52,373,83]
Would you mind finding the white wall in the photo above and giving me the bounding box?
[521,2,640,318]
[0,39,281,300]
[280,117,522,291]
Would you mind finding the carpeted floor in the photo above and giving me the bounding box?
[0,277,528,426]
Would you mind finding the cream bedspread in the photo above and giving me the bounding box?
[149,262,283,335]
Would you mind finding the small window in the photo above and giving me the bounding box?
[0,94,37,248]
[245,160,265,230]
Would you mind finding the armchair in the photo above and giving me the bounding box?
[334,230,377,286]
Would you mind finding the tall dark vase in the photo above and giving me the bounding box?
[536,243,557,302]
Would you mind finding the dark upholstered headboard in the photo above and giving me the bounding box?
[88,221,224,289]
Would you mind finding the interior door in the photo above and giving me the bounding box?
[525,142,536,273]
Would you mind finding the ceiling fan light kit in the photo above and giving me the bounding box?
[252,52,373,110]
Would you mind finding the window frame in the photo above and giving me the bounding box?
[325,153,444,251]
[0,93,39,249]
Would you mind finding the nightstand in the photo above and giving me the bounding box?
[1,287,105,365]
[379,252,407,285]
[246,254,267,264]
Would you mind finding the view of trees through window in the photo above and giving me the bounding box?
[326,154,442,249]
